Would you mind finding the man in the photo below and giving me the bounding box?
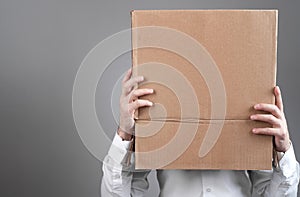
[101,68,299,196]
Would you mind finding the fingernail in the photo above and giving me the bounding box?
[254,104,259,109]
[140,76,144,81]
[150,89,154,93]
[250,115,255,120]
[149,102,153,106]
[252,128,257,133]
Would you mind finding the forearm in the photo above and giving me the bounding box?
[251,144,300,197]
[101,133,134,197]
[265,144,300,196]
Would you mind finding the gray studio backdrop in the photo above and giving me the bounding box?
[1,0,299,197]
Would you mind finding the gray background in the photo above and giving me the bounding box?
[0,0,299,196]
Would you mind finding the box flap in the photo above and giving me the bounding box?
[132,10,277,121]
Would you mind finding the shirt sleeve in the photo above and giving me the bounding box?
[250,144,300,197]
[101,133,151,197]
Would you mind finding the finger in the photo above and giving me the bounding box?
[250,114,280,125]
[122,68,132,84]
[129,99,153,111]
[129,88,154,102]
[274,86,284,112]
[122,76,144,95]
[252,127,280,137]
[253,103,282,119]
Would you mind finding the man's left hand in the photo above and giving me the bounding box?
[250,86,291,152]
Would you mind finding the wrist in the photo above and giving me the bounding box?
[280,140,292,153]
[117,127,133,141]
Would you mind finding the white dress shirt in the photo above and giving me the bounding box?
[101,133,300,197]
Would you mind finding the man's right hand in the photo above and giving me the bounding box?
[118,68,154,140]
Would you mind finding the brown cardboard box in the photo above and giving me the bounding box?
[132,10,277,170]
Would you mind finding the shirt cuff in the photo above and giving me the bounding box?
[108,132,133,165]
[277,143,298,178]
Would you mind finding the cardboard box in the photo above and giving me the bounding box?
[131,10,277,170]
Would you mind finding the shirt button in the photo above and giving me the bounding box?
[206,188,211,192]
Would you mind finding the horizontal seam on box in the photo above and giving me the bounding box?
[135,119,254,123]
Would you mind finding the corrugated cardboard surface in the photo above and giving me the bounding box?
[132,10,277,170]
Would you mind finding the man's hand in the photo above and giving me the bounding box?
[250,86,291,152]
[118,68,154,140]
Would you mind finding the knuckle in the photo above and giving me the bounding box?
[270,115,276,122]
[271,107,277,114]
[268,106,276,114]
[275,108,281,116]
[131,90,137,97]
[277,130,285,139]
[134,100,140,108]
[269,115,277,123]
[281,131,287,138]
[278,121,285,129]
